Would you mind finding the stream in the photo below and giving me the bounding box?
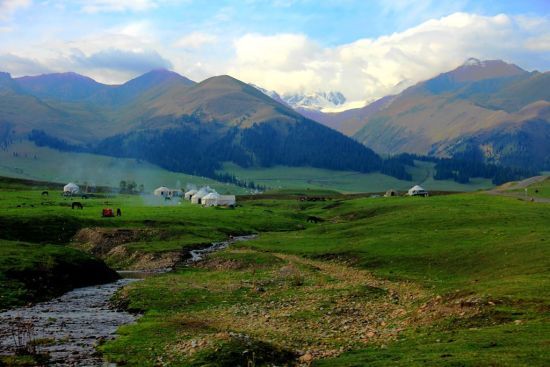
[0,235,255,366]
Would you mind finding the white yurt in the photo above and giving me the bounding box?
[202,192,221,207]
[63,182,79,194]
[217,195,236,207]
[407,185,428,197]
[153,186,171,196]
[191,187,213,204]
[184,189,197,200]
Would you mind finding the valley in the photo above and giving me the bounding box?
[2,2,549,366]
[0,176,548,366]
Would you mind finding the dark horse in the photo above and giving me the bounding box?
[306,216,324,223]
[41,191,49,197]
[72,202,83,209]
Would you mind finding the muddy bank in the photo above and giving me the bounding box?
[72,227,182,270]
[0,242,119,311]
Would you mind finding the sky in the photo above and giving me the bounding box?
[0,0,549,108]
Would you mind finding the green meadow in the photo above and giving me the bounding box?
[0,140,494,195]
[222,161,494,193]
[0,141,243,193]
[0,177,548,366]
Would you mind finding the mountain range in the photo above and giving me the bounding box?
[1,57,547,183]
[0,69,391,180]
[295,59,549,170]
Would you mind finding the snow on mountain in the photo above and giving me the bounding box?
[282,91,346,111]
[463,57,486,67]
[250,84,347,112]
[249,84,288,106]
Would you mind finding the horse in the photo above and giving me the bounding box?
[41,191,49,197]
[306,216,324,223]
[72,202,83,209]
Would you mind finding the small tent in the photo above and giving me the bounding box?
[63,182,79,194]
[184,189,197,200]
[202,192,221,207]
[191,187,213,204]
[154,186,171,196]
[384,189,399,197]
[217,195,236,207]
[407,185,428,197]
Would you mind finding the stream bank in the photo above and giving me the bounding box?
[0,235,256,366]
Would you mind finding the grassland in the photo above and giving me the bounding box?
[0,177,548,366]
[515,176,550,199]
[0,141,244,193]
[222,161,494,193]
[1,140,495,195]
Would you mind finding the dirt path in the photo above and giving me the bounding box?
[486,176,550,203]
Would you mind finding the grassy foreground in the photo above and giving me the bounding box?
[0,178,548,366]
[103,194,548,366]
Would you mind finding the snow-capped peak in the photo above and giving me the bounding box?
[463,58,486,67]
[250,84,347,112]
[282,91,347,111]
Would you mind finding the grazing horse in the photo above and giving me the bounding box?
[306,216,324,223]
[72,202,83,210]
[41,191,49,197]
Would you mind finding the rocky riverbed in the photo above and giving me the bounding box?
[0,235,256,366]
[0,278,138,366]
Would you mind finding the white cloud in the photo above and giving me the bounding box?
[79,0,160,13]
[1,11,548,105]
[0,0,31,20]
[174,32,218,49]
[227,12,550,107]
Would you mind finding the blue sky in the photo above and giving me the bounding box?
[1,0,549,107]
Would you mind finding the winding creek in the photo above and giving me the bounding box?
[0,235,256,366]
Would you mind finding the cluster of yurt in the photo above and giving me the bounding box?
[153,187,183,197]
[184,186,236,207]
